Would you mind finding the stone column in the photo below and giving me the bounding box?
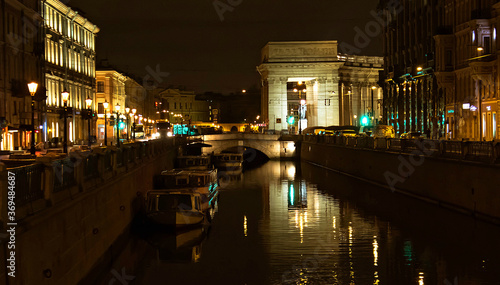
[352,83,362,126]
[267,77,288,131]
[306,80,316,127]
[317,77,338,126]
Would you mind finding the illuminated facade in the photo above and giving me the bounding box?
[257,41,383,133]
[95,70,127,143]
[42,0,99,143]
[157,89,210,123]
[379,0,499,140]
[0,0,44,150]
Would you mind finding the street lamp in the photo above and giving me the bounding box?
[85,96,92,148]
[115,103,120,147]
[28,82,38,155]
[61,90,70,153]
[371,86,376,123]
[294,87,307,134]
[103,100,109,146]
[132,108,137,140]
[125,107,130,140]
[299,99,306,135]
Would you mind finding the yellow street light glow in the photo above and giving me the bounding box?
[115,103,120,112]
[85,96,92,108]
[28,82,38,96]
[293,88,298,92]
[416,66,423,71]
[477,47,484,51]
[61,90,69,103]
[125,107,130,113]
[103,100,109,109]
[242,89,246,93]
[372,86,377,90]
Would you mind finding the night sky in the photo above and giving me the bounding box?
[70,0,382,93]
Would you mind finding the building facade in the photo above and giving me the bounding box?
[42,0,99,145]
[1,0,44,151]
[257,41,383,133]
[380,0,499,140]
[157,88,210,123]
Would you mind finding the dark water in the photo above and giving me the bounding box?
[97,161,500,285]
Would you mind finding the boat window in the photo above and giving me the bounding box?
[157,194,193,211]
[176,177,188,185]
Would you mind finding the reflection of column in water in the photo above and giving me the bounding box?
[287,180,308,208]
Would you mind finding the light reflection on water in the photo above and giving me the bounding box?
[125,161,500,285]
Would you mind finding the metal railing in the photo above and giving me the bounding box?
[303,135,499,164]
[9,163,44,207]
[84,154,99,179]
[53,158,77,193]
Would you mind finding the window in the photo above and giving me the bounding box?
[98,103,104,114]
[97,81,104,92]
[174,102,177,109]
[484,36,491,54]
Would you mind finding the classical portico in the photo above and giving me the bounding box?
[257,41,383,132]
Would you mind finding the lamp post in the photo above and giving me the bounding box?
[61,90,70,153]
[125,107,130,140]
[85,96,92,148]
[103,100,109,146]
[28,82,38,155]
[115,103,120,147]
[299,99,306,135]
[132,108,137,140]
[371,86,376,124]
[294,87,306,134]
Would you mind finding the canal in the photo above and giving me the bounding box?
[93,161,500,285]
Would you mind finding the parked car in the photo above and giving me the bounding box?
[400,132,424,139]
[373,125,396,138]
[335,129,358,137]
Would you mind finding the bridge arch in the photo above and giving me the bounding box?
[201,133,297,160]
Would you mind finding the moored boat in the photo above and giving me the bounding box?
[158,169,219,211]
[211,153,243,170]
[176,155,211,170]
[146,190,205,227]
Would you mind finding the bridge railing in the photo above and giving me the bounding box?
[0,138,176,223]
[302,134,500,164]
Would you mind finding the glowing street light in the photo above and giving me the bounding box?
[103,100,109,146]
[61,90,70,153]
[115,103,120,147]
[28,82,38,155]
[85,96,92,148]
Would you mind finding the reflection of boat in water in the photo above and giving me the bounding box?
[212,153,243,170]
[147,226,208,263]
[146,190,206,227]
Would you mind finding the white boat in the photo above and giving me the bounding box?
[212,153,243,170]
[158,169,219,212]
[146,190,205,227]
[176,155,211,170]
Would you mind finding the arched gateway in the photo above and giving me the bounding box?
[257,41,384,133]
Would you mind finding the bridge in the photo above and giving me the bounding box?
[200,133,298,159]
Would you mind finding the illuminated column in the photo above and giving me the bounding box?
[267,77,287,131]
[306,80,316,126]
